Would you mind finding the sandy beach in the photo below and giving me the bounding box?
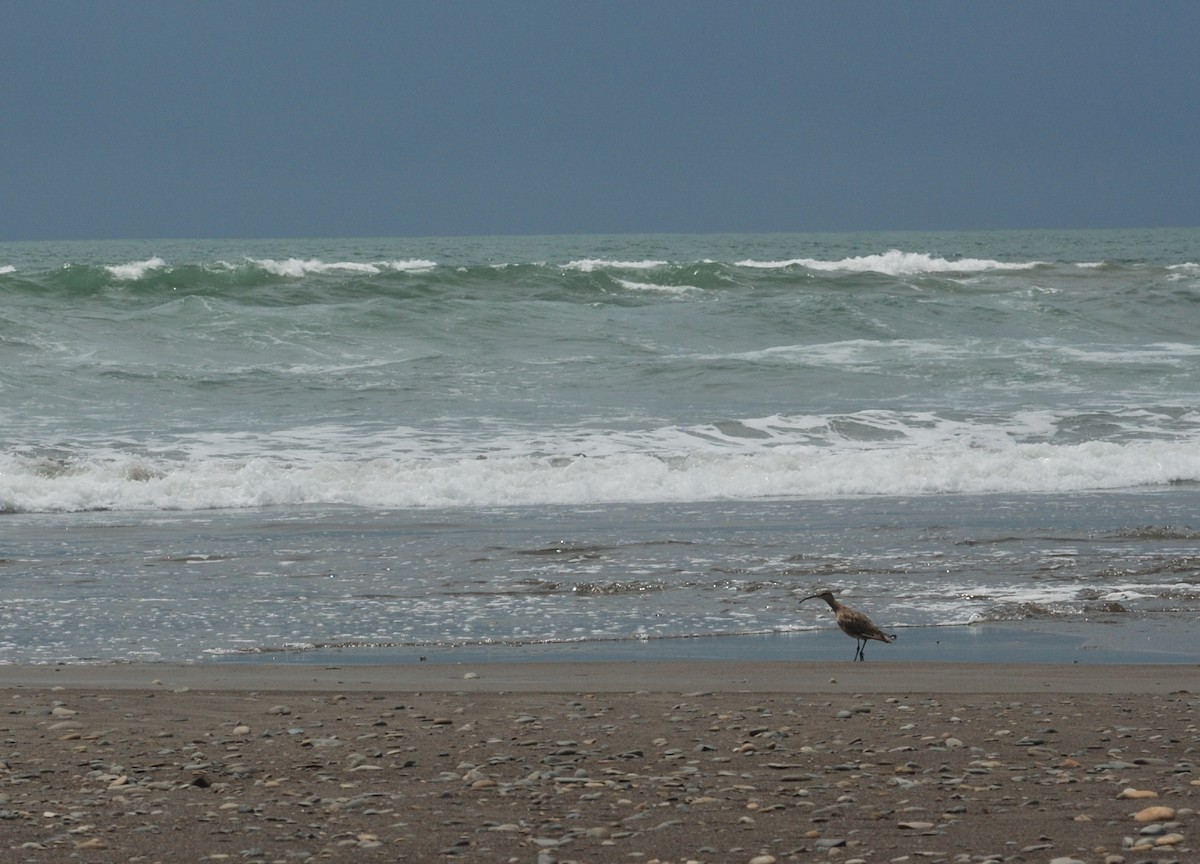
[1,661,1196,863]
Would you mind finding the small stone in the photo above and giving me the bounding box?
[748,856,777,864]
[814,838,846,849]
[1117,788,1158,799]
[1048,858,1086,864]
[1132,805,1175,822]
[1154,833,1185,846]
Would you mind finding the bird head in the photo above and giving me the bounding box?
[799,590,837,605]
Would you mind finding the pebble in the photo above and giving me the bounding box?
[1132,805,1175,822]
[815,838,847,849]
[1117,788,1158,799]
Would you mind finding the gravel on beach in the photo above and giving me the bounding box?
[0,666,1196,863]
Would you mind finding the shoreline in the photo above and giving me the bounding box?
[7,617,1194,672]
[3,658,1197,693]
[216,620,1199,668]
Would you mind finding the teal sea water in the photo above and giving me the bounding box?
[2,229,1199,664]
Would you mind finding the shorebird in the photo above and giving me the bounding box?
[800,591,896,661]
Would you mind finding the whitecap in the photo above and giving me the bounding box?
[382,259,438,272]
[736,250,1041,276]
[105,257,167,280]
[248,258,381,277]
[246,257,437,277]
[613,278,697,295]
[564,259,669,272]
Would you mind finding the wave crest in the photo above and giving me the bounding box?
[736,249,1042,275]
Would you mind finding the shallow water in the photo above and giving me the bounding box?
[3,490,1197,664]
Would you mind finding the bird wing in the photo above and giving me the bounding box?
[838,611,894,643]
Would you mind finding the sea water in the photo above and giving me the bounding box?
[1,229,1198,664]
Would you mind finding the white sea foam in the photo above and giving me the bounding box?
[4,431,1199,514]
[105,256,167,280]
[0,265,15,274]
[564,259,669,272]
[247,257,437,277]
[614,278,697,295]
[1059,343,1200,365]
[736,250,1041,275]
[387,259,438,272]
[1165,262,1200,281]
[700,339,977,368]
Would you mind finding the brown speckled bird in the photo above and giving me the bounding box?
[800,591,896,661]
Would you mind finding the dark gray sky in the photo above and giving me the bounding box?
[4,1,1198,240]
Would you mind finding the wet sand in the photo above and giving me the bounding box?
[1,661,1196,863]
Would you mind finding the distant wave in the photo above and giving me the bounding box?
[564,258,670,272]
[735,250,1043,275]
[246,257,438,277]
[613,278,699,295]
[6,250,1197,301]
[104,256,168,280]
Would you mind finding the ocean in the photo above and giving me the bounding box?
[2,229,1198,665]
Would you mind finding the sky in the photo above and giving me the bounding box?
[4,1,1198,240]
